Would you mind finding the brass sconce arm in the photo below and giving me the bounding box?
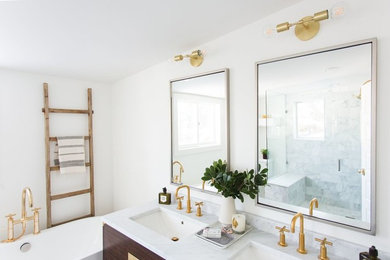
[174,50,204,67]
[276,10,329,41]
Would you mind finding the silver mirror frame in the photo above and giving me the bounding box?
[170,68,230,194]
[255,38,377,234]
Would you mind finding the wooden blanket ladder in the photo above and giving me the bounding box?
[42,83,95,227]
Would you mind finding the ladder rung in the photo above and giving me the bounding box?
[49,136,90,142]
[50,162,91,171]
[51,188,91,201]
[52,214,93,227]
[42,108,93,114]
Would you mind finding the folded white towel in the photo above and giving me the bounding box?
[58,146,84,155]
[59,153,84,162]
[57,138,84,146]
[57,136,86,174]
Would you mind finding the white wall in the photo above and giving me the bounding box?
[0,69,113,240]
[112,0,390,253]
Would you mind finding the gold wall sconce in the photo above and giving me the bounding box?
[276,10,329,41]
[174,50,204,67]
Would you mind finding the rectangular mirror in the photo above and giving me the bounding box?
[171,69,229,191]
[257,39,376,233]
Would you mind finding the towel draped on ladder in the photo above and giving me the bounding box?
[57,136,86,174]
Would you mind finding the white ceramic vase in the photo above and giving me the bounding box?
[219,196,236,225]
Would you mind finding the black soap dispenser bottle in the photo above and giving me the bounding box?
[360,246,380,260]
[158,187,171,205]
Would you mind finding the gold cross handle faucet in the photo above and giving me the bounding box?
[195,202,203,217]
[315,237,333,260]
[275,225,290,247]
[176,196,184,210]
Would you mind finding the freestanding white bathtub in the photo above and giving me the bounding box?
[0,217,102,260]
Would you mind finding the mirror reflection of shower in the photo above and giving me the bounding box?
[264,79,365,220]
[257,40,374,231]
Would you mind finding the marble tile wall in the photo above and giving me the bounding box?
[267,85,362,217]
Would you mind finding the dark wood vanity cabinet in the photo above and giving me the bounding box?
[103,224,165,260]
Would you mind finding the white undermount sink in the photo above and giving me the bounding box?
[230,242,301,260]
[130,207,208,241]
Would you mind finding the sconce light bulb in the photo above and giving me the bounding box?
[263,25,276,38]
[331,1,347,19]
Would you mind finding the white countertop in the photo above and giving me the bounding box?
[103,201,347,260]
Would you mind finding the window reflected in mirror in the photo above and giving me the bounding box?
[176,97,221,150]
[171,69,229,191]
[295,100,324,140]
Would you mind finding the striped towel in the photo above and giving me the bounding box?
[57,136,86,174]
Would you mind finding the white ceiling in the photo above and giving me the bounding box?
[0,0,302,82]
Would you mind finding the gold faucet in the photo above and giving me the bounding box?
[175,185,191,213]
[290,212,307,254]
[172,161,184,183]
[2,187,40,243]
[176,196,184,210]
[275,225,290,247]
[315,237,333,260]
[309,198,319,216]
[195,202,203,217]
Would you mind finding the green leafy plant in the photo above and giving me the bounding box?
[201,159,268,202]
[261,149,268,159]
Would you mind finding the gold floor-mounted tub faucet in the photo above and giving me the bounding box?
[2,187,40,243]
[290,212,307,254]
[175,185,191,213]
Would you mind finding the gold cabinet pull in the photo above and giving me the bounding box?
[358,168,366,176]
[128,252,139,260]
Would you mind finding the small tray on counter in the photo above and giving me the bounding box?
[195,224,253,249]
